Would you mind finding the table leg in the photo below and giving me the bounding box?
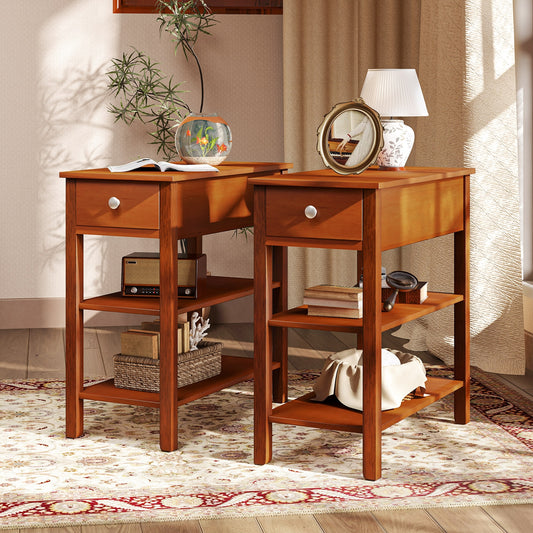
[454,175,470,424]
[159,182,179,451]
[65,180,84,438]
[362,189,383,481]
[254,186,273,464]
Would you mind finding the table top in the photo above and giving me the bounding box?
[60,162,292,182]
[249,166,475,190]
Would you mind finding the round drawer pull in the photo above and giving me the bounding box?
[108,196,120,210]
[304,205,318,219]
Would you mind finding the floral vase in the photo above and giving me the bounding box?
[376,119,414,169]
[175,113,232,165]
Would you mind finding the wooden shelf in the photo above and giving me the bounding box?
[269,377,464,432]
[268,292,463,333]
[80,356,271,408]
[80,276,259,315]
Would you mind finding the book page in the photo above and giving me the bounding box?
[157,161,218,172]
[108,158,157,172]
[107,158,219,173]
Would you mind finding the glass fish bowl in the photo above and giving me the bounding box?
[175,113,232,165]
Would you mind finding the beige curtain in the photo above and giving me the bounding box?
[283,0,525,374]
[283,0,421,305]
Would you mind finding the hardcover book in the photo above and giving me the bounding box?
[307,305,363,319]
[303,296,362,309]
[120,330,159,359]
[303,284,363,302]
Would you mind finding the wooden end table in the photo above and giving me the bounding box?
[250,166,473,480]
[60,161,292,451]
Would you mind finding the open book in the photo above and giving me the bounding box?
[108,158,219,173]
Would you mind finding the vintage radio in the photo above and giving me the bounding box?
[122,252,207,298]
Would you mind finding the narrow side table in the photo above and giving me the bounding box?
[250,166,472,480]
[60,161,292,451]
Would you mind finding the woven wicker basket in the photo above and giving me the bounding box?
[113,341,222,392]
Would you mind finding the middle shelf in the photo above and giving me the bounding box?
[269,292,463,333]
[80,276,267,315]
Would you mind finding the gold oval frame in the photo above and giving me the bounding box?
[316,99,384,175]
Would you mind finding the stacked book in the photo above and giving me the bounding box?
[120,319,190,359]
[304,284,363,318]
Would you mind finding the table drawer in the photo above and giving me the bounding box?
[265,187,362,240]
[75,180,159,229]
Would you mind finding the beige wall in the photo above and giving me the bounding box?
[0,1,283,327]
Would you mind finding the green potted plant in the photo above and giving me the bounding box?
[107,0,230,161]
[107,0,243,236]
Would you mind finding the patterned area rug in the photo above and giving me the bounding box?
[0,367,532,529]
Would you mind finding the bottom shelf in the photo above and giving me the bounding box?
[269,377,464,432]
[80,355,268,408]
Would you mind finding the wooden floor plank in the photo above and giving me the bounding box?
[482,504,533,533]
[381,329,443,365]
[81,524,142,532]
[0,328,28,378]
[315,511,383,532]
[427,506,504,533]
[198,517,262,533]
[224,322,254,358]
[329,330,358,349]
[139,521,201,533]
[83,327,107,378]
[287,329,327,371]
[295,328,353,357]
[208,323,251,358]
[27,328,65,379]
[94,325,129,377]
[258,514,323,533]
[20,527,80,533]
[492,371,533,399]
[372,508,442,533]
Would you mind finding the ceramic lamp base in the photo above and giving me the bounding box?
[377,119,414,169]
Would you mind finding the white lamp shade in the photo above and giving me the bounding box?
[360,69,428,117]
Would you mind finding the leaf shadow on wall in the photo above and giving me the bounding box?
[37,61,123,297]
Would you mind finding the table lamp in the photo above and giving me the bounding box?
[360,69,428,170]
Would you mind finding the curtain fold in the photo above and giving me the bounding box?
[283,0,525,374]
[283,0,363,298]
[283,0,420,308]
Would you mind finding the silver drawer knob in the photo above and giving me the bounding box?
[108,196,120,210]
[304,205,318,219]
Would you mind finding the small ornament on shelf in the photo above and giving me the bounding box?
[190,311,210,350]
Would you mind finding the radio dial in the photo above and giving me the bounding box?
[130,286,138,294]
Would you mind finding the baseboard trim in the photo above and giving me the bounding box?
[0,298,66,329]
[0,296,252,329]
